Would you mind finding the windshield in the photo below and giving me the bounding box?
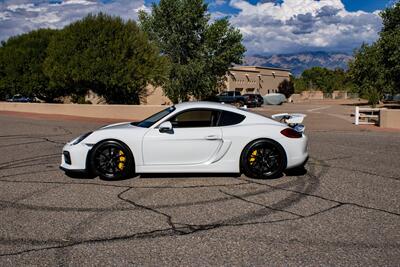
[132,106,175,128]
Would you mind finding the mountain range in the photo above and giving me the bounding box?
[244,51,353,76]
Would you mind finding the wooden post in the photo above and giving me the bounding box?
[355,106,359,125]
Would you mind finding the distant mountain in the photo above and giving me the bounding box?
[244,51,353,76]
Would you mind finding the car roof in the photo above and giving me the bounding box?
[174,101,242,113]
[173,101,280,125]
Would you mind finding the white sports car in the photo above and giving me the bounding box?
[60,101,308,180]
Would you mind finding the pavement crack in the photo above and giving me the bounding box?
[219,189,304,218]
[308,162,400,181]
[239,177,400,217]
[0,203,347,258]
[117,188,185,234]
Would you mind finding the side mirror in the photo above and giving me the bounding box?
[159,121,173,133]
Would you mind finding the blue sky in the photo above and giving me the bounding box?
[0,0,395,55]
[204,0,393,14]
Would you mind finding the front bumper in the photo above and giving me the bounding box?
[60,142,92,172]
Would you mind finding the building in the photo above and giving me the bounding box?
[143,65,291,105]
[224,66,291,96]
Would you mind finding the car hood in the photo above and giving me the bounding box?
[99,122,134,130]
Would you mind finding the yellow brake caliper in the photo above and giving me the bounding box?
[249,149,257,165]
[118,150,126,171]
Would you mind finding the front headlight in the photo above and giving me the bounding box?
[70,132,92,145]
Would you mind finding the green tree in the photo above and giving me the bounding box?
[348,2,400,104]
[44,13,169,104]
[295,66,354,94]
[301,67,332,92]
[0,29,57,101]
[348,43,387,104]
[278,79,294,98]
[292,76,308,93]
[139,0,246,103]
[379,2,400,94]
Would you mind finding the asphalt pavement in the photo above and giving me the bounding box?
[0,103,399,266]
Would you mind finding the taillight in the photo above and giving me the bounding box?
[280,128,302,138]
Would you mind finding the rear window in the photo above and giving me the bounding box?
[218,111,246,126]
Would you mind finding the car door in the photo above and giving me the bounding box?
[142,109,223,165]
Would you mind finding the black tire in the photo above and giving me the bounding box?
[240,139,287,179]
[233,101,244,108]
[89,140,135,180]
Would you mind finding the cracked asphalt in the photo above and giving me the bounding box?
[0,103,399,266]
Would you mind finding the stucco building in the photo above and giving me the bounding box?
[143,65,291,105]
[224,66,291,96]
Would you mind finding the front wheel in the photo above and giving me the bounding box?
[240,139,287,179]
[89,140,135,180]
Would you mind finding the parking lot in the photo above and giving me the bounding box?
[0,102,399,266]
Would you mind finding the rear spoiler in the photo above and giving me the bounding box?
[271,113,307,132]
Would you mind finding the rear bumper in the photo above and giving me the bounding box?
[281,134,309,169]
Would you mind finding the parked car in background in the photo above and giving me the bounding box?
[6,94,32,103]
[243,93,264,107]
[209,91,246,107]
[242,94,258,107]
[263,93,286,105]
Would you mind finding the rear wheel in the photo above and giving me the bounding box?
[233,101,244,108]
[240,139,286,179]
[90,140,134,180]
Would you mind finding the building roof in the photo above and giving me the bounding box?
[230,65,291,72]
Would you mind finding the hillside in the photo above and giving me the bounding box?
[244,51,353,76]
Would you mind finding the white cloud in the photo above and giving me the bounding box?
[214,0,226,5]
[228,0,382,54]
[0,0,144,41]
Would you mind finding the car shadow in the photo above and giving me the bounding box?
[139,173,242,179]
[284,166,308,176]
[65,169,307,181]
[64,171,96,179]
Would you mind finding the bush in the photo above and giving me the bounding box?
[363,85,381,107]
[278,79,294,98]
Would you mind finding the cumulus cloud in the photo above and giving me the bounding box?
[229,0,382,54]
[0,0,144,41]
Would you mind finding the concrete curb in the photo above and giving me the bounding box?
[0,102,166,121]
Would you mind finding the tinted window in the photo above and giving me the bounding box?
[170,109,220,128]
[218,111,245,126]
[133,106,175,128]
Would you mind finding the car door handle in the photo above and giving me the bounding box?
[205,135,220,140]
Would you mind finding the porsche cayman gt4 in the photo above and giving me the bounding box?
[60,101,308,180]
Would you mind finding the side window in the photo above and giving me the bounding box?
[170,109,220,128]
[218,111,246,126]
[228,91,234,96]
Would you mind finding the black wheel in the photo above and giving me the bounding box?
[240,139,287,179]
[233,101,244,108]
[89,140,135,180]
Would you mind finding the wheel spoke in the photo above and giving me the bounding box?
[93,144,131,178]
[247,144,282,177]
